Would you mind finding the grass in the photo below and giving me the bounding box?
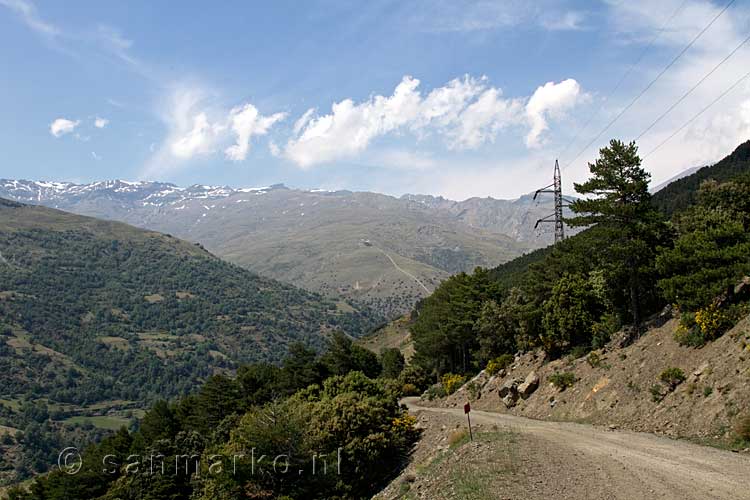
[64,415,132,431]
[412,429,518,499]
[356,315,414,360]
[0,398,22,411]
[450,431,518,500]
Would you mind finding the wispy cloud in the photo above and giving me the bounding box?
[539,11,586,31]
[405,1,586,33]
[0,0,60,37]
[94,117,109,128]
[587,0,750,187]
[2,0,152,79]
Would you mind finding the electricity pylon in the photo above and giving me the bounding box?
[533,160,567,244]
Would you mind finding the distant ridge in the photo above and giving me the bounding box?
[0,179,564,317]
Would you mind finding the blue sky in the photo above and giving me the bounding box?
[2,0,749,199]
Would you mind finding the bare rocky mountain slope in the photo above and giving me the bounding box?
[0,180,564,317]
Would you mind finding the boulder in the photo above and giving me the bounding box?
[693,361,710,378]
[498,379,519,398]
[518,371,539,399]
[502,393,518,408]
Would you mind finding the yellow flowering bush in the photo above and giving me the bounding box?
[694,303,728,340]
[391,412,420,442]
[441,373,466,395]
[486,354,514,375]
[392,412,417,431]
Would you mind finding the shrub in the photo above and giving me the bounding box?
[398,364,431,392]
[734,414,750,443]
[548,372,577,390]
[676,303,741,347]
[586,352,601,368]
[674,311,705,347]
[441,373,466,395]
[650,384,665,402]
[695,303,731,341]
[425,384,446,401]
[401,383,419,396]
[659,367,686,389]
[466,381,481,401]
[380,348,405,379]
[568,345,590,360]
[703,386,713,397]
[591,312,619,349]
[486,354,513,375]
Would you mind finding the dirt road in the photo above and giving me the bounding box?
[402,397,750,499]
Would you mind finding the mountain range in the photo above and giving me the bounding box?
[0,179,567,317]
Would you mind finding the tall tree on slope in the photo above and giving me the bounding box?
[567,140,664,337]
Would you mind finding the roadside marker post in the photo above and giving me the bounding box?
[464,402,473,441]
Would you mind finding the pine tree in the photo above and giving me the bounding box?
[568,139,663,334]
[657,177,750,310]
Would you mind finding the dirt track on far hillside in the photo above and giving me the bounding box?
[400,397,750,500]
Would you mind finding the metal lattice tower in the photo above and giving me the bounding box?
[533,159,566,244]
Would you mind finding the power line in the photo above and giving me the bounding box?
[643,67,750,159]
[562,0,737,170]
[635,31,750,141]
[556,0,689,160]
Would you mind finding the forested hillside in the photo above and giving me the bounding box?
[5,333,422,500]
[652,140,750,217]
[486,140,750,293]
[0,199,379,404]
[410,140,750,378]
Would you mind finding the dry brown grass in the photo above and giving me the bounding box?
[448,429,468,446]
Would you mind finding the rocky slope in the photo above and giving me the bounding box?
[0,180,563,317]
[432,313,750,446]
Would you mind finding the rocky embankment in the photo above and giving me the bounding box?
[428,315,750,445]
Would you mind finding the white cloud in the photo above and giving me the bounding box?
[170,112,218,159]
[283,75,580,167]
[49,118,80,137]
[94,117,109,128]
[225,104,287,161]
[525,79,582,148]
[283,76,423,168]
[448,88,524,149]
[142,86,287,177]
[91,151,102,161]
